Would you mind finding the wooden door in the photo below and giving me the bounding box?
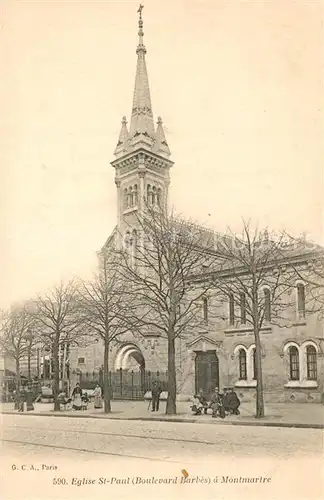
[195,351,219,399]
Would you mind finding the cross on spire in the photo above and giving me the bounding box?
[137,4,144,18]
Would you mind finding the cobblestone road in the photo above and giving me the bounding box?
[2,414,323,500]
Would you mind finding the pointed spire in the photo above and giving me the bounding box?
[114,116,129,155]
[154,116,171,156]
[113,6,171,160]
[129,4,155,140]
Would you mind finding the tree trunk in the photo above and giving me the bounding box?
[15,359,20,410]
[166,335,177,415]
[103,340,111,413]
[52,338,60,411]
[27,347,31,381]
[254,328,265,418]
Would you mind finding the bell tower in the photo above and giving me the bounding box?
[111,5,174,248]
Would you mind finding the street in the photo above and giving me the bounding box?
[1,414,323,500]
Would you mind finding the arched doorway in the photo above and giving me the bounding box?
[113,344,146,398]
[195,350,219,399]
[114,344,145,371]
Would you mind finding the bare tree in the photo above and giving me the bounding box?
[77,253,139,413]
[117,203,216,415]
[31,280,84,411]
[207,222,320,418]
[0,305,37,408]
[289,240,324,316]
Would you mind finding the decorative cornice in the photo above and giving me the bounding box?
[111,149,174,173]
[186,335,222,350]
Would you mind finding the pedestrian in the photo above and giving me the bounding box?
[18,386,26,412]
[93,383,103,409]
[26,386,35,412]
[71,383,83,410]
[151,380,162,412]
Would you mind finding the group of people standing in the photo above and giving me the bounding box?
[191,387,241,418]
[59,382,103,410]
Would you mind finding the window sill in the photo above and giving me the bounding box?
[292,321,307,327]
[234,380,257,388]
[284,381,318,389]
[123,206,138,215]
[225,326,272,335]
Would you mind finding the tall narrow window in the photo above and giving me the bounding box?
[229,293,235,325]
[289,346,300,381]
[133,185,138,206]
[128,187,133,208]
[203,297,208,322]
[306,346,317,380]
[157,188,162,206]
[124,188,128,209]
[147,184,152,205]
[152,186,156,205]
[252,348,257,380]
[297,283,305,318]
[238,349,247,380]
[240,293,246,324]
[264,288,271,322]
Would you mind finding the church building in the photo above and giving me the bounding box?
[69,8,324,404]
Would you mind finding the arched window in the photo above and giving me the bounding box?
[289,346,300,381]
[147,184,152,205]
[157,188,162,206]
[240,293,246,324]
[297,283,305,318]
[124,231,131,249]
[252,348,257,380]
[128,187,133,208]
[264,288,271,322]
[229,293,235,325]
[202,297,208,322]
[152,186,156,205]
[133,185,138,206]
[306,345,317,380]
[238,349,247,380]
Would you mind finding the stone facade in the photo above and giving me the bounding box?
[69,10,324,403]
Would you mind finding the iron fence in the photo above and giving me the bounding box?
[79,368,168,400]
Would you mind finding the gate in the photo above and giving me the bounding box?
[79,369,168,401]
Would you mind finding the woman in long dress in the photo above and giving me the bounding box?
[71,383,82,410]
[93,383,102,409]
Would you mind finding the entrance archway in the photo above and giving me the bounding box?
[114,344,145,371]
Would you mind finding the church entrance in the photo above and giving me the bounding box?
[195,351,219,399]
[79,343,168,400]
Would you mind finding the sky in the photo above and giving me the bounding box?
[1,0,323,308]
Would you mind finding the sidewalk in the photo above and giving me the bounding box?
[1,400,323,429]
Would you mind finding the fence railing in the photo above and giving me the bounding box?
[79,369,168,400]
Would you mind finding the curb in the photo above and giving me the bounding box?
[2,411,323,429]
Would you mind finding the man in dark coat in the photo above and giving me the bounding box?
[226,388,241,415]
[151,381,162,412]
